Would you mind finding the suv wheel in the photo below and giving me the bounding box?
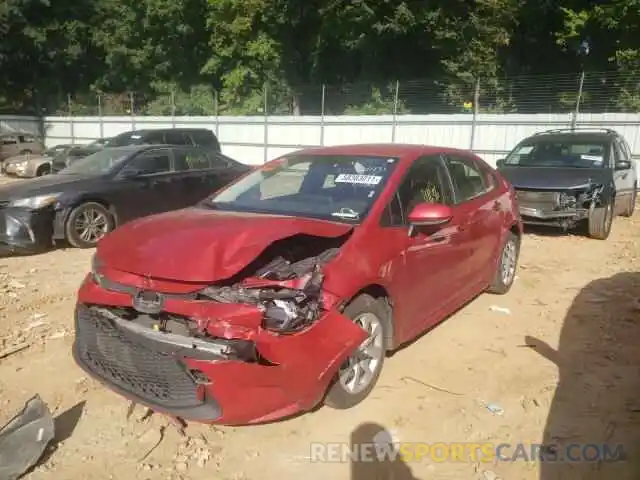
[621,186,636,217]
[587,201,614,240]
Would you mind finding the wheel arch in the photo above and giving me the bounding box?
[53,196,119,241]
[339,284,394,351]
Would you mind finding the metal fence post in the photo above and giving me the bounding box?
[214,90,219,138]
[68,94,75,144]
[97,94,104,140]
[571,70,585,130]
[171,90,176,128]
[263,83,268,163]
[129,92,135,130]
[469,77,480,151]
[391,80,399,142]
[320,84,326,145]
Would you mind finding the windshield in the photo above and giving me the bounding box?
[109,132,147,147]
[58,148,132,175]
[505,139,608,168]
[206,154,399,222]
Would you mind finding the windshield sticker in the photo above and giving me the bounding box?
[331,208,360,219]
[581,154,603,162]
[335,174,382,185]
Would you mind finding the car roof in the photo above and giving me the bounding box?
[122,128,214,135]
[525,129,619,143]
[286,143,476,158]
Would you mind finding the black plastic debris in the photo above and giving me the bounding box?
[0,395,55,480]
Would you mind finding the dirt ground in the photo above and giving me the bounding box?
[1,174,640,480]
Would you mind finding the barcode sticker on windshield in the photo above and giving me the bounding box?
[335,174,382,185]
[581,155,603,161]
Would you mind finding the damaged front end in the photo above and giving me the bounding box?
[515,184,607,229]
[72,234,368,425]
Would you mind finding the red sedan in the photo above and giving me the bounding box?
[72,144,522,425]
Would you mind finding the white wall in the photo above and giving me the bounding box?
[3,112,640,167]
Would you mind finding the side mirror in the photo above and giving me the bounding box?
[615,160,631,170]
[495,158,505,168]
[407,202,453,227]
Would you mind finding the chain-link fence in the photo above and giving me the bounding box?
[5,70,640,117]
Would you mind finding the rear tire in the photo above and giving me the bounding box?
[621,187,636,217]
[324,294,389,410]
[587,201,614,240]
[36,164,51,176]
[64,202,114,249]
[487,231,520,295]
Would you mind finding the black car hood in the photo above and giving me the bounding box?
[498,166,608,190]
[0,174,106,201]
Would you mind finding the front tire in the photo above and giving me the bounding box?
[487,231,520,295]
[587,201,614,240]
[64,202,114,248]
[324,294,389,410]
[36,164,51,176]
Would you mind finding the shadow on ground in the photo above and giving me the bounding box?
[350,422,418,480]
[526,272,640,479]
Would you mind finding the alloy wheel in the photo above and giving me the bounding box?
[500,239,517,286]
[74,207,109,244]
[338,312,385,395]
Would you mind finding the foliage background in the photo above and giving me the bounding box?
[1,0,640,115]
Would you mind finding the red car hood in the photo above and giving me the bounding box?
[97,208,352,282]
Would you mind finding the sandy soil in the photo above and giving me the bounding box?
[1,174,639,480]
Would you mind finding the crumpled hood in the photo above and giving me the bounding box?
[499,166,608,190]
[97,208,353,282]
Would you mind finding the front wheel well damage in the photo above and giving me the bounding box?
[342,284,394,351]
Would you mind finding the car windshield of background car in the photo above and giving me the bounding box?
[207,154,400,222]
[108,132,147,147]
[504,140,607,168]
[58,148,132,175]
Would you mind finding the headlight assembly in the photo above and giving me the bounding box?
[9,193,61,209]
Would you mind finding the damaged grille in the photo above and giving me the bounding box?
[74,305,202,409]
[515,190,559,203]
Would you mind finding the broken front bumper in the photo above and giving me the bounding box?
[518,203,589,227]
[73,276,367,425]
[0,206,53,254]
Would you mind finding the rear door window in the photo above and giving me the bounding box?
[164,130,189,145]
[190,130,219,149]
[173,148,212,171]
[444,155,492,204]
